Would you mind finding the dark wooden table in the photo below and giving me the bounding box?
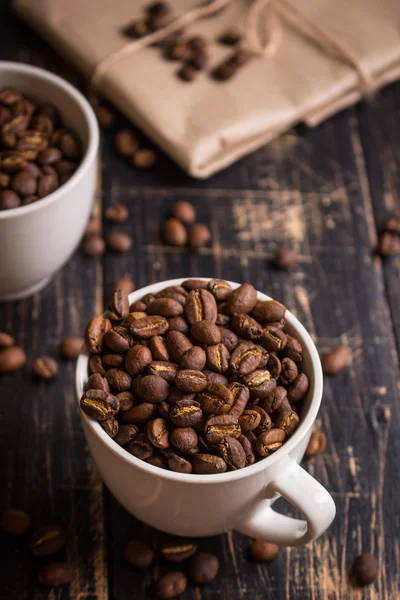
[1,2,400,599]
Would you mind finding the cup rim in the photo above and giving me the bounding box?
[75,278,323,484]
[0,61,99,220]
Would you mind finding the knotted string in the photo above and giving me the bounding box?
[92,0,377,97]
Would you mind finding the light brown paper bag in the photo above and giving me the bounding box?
[14,0,400,178]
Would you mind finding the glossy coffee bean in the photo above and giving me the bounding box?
[175,369,207,393]
[256,428,285,457]
[170,427,198,453]
[279,357,298,386]
[155,572,187,600]
[231,313,262,339]
[121,402,157,426]
[282,335,303,362]
[170,399,203,426]
[189,552,219,585]
[87,372,110,393]
[0,346,26,373]
[149,335,170,361]
[166,331,193,362]
[85,315,112,353]
[352,553,378,586]
[171,201,196,224]
[30,524,66,557]
[251,300,286,323]
[129,433,153,460]
[305,431,327,457]
[227,382,250,419]
[206,343,230,372]
[147,418,170,449]
[243,369,276,398]
[137,374,170,402]
[230,343,262,375]
[184,289,217,324]
[60,336,83,360]
[239,409,261,432]
[164,218,187,246]
[219,327,238,352]
[161,540,197,562]
[225,284,257,315]
[218,436,246,469]
[80,389,119,421]
[127,315,169,338]
[180,346,206,370]
[287,373,309,403]
[239,434,255,466]
[248,540,279,561]
[124,540,154,569]
[197,382,234,414]
[115,424,138,446]
[168,453,193,473]
[321,345,351,375]
[32,355,58,379]
[191,320,221,345]
[259,326,287,352]
[204,415,241,444]
[100,417,119,438]
[192,454,227,474]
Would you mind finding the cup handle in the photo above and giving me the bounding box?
[237,457,336,546]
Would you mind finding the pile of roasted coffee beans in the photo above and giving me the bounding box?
[0,88,82,211]
[80,279,311,474]
[163,201,211,251]
[121,1,252,83]
[378,214,400,257]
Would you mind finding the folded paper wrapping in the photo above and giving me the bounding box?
[14,0,400,178]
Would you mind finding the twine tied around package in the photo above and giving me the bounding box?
[91,0,378,97]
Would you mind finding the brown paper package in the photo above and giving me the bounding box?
[14,0,400,178]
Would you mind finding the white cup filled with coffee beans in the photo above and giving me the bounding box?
[0,62,99,300]
[76,278,335,546]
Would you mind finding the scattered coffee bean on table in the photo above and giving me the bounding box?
[219,28,242,45]
[124,540,154,569]
[321,345,351,375]
[0,89,82,211]
[188,223,211,250]
[171,201,196,224]
[305,430,326,457]
[84,217,101,238]
[94,105,115,129]
[115,129,138,156]
[248,540,279,561]
[106,231,133,253]
[189,552,219,584]
[0,331,14,348]
[32,355,58,379]
[60,337,84,361]
[83,235,106,257]
[155,572,187,600]
[274,248,298,269]
[80,280,309,474]
[105,203,129,223]
[164,218,188,246]
[378,231,400,256]
[352,553,378,586]
[0,345,26,373]
[30,524,66,556]
[38,562,75,587]
[132,149,158,168]
[0,508,32,536]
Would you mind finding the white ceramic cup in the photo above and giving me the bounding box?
[76,278,336,546]
[0,62,99,301]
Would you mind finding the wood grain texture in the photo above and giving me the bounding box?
[1,1,400,598]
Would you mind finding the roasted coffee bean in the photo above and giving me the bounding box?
[252,405,271,434]
[188,223,211,250]
[191,320,221,345]
[216,313,230,326]
[127,314,169,339]
[251,299,286,323]
[180,346,206,370]
[122,19,149,38]
[163,218,187,245]
[147,298,183,318]
[227,382,250,419]
[32,355,58,379]
[165,40,189,61]
[84,217,100,238]
[94,105,115,129]
[189,552,218,585]
[148,361,178,382]
[83,235,105,257]
[0,173,10,188]
[104,327,131,353]
[115,424,138,446]
[171,201,196,224]
[0,345,26,373]
[242,369,276,398]
[38,562,75,587]
[101,416,119,438]
[178,64,197,82]
[89,354,105,375]
[321,345,351,375]
[110,289,130,319]
[137,374,170,402]
[231,313,262,339]
[114,278,135,295]
[168,453,193,473]
[37,146,62,165]
[166,331,193,362]
[106,368,132,393]
[248,540,279,561]
[206,343,230,372]
[203,370,228,385]
[204,415,241,444]
[305,431,327,457]
[167,316,189,334]
[102,353,125,369]
[132,149,157,168]
[116,391,135,411]
[170,427,198,453]
[115,129,138,156]
[0,189,20,209]
[239,409,261,432]
[130,300,147,312]
[279,357,298,385]
[2,154,26,173]
[259,326,287,352]
[379,231,400,256]
[170,398,203,426]
[30,524,66,557]
[352,553,378,586]
[274,248,298,269]
[0,508,32,536]
[87,372,110,392]
[80,389,119,421]
[124,345,153,377]
[212,60,237,81]
[124,540,154,569]
[158,400,170,420]
[287,373,309,403]
[155,572,187,600]
[189,50,208,71]
[218,436,246,469]
[175,369,207,393]
[182,279,208,291]
[219,327,238,352]
[192,454,227,474]
[197,382,234,414]
[11,170,37,196]
[230,343,262,375]
[60,336,83,360]
[238,434,255,465]
[161,541,197,562]
[259,386,287,413]
[185,289,217,324]
[149,335,170,361]
[147,418,170,449]
[0,331,14,348]
[106,231,132,253]
[280,334,302,362]
[267,353,281,379]
[167,388,196,406]
[121,402,156,425]
[156,285,187,301]
[225,284,257,315]
[85,315,112,353]
[129,433,153,460]
[0,88,23,104]
[256,428,286,457]
[274,408,300,436]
